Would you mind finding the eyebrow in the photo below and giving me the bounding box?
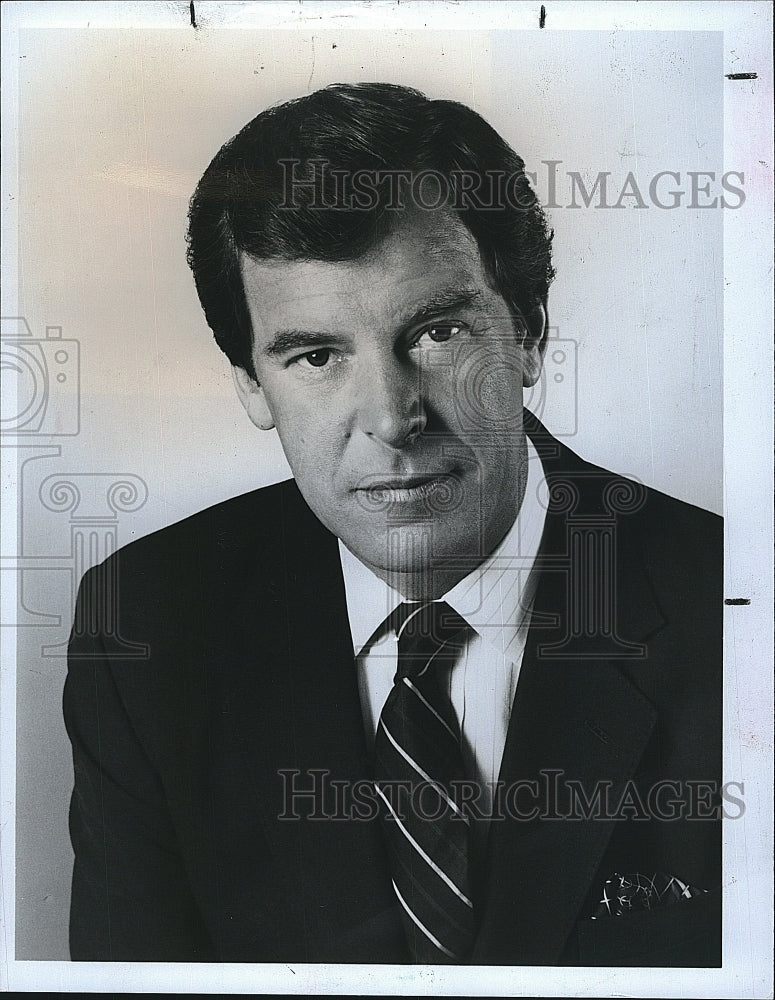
[398,287,485,333]
[262,329,344,358]
[262,286,486,358]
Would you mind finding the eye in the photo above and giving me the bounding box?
[299,349,331,368]
[417,323,464,345]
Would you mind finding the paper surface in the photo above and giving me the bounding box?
[1,1,772,994]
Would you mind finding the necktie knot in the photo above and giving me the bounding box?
[388,601,470,681]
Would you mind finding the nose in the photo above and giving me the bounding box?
[356,354,427,448]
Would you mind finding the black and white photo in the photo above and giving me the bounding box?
[1,2,771,995]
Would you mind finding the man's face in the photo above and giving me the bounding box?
[234,209,545,598]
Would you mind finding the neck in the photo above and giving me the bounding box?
[381,565,472,603]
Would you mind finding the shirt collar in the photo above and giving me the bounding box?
[339,435,547,659]
[338,539,405,657]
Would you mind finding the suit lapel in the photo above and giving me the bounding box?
[221,482,404,961]
[472,649,658,963]
[471,417,663,964]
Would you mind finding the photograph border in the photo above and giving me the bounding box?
[1,1,772,995]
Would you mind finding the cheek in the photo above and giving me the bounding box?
[447,351,524,433]
[478,369,522,416]
[272,402,344,475]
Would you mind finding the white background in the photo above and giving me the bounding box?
[1,1,772,995]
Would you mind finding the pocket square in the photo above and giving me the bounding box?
[591,872,707,919]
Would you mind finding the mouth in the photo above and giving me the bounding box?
[355,473,455,505]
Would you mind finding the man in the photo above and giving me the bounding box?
[64,83,722,966]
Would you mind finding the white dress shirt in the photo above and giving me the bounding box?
[339,437,547,824]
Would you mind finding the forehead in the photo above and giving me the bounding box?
[240,210,496,338]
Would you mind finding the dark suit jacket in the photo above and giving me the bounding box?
[64,413,722,965]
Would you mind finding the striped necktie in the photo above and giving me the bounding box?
[373,601,476,963]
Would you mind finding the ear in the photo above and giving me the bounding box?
[231,365,275,431]
[519,300,548,388]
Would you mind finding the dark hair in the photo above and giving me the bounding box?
[186,82,555,377]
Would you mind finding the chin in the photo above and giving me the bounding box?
[370,520,482,571]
